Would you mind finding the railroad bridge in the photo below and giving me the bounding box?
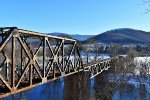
[0,27,113,98]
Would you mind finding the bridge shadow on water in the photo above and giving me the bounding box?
[2,67,150,100]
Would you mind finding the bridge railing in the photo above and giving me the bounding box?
[83,58,113,78]
[0,27,83,97]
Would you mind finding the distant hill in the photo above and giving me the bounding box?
[47,33,73,39]
[48,33,95,41]
[84,28,150,44]
[70,34,95,41]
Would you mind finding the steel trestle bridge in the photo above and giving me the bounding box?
[0,27,113,98]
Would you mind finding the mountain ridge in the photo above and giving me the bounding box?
[48,33,95,41]
[84,28,150,44]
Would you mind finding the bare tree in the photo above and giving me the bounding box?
[110,43,122,56]
[142,0,150,13]
[82,39,94,64]
[92,42,101,61]
[93,47,138,100]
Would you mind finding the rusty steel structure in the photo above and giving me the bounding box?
[84,59,112,78]
[0,27,112,98]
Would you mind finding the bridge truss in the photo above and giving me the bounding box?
[0,27,84,98]
[0,27,112,98]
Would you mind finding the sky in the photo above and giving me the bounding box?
[0,0,150,35]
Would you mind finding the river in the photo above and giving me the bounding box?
[2,68,150,100]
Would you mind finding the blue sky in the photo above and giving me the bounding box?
[0,0,150,35]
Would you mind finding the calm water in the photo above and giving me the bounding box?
[2,70,150,100]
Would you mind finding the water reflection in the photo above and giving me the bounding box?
[113,82,150,100]
[139,85,146,100]
[40,79,64,99]
[2,71,150,100]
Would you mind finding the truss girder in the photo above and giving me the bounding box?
[0,27,83,98]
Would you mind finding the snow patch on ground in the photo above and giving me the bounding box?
[134,57,150,75]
